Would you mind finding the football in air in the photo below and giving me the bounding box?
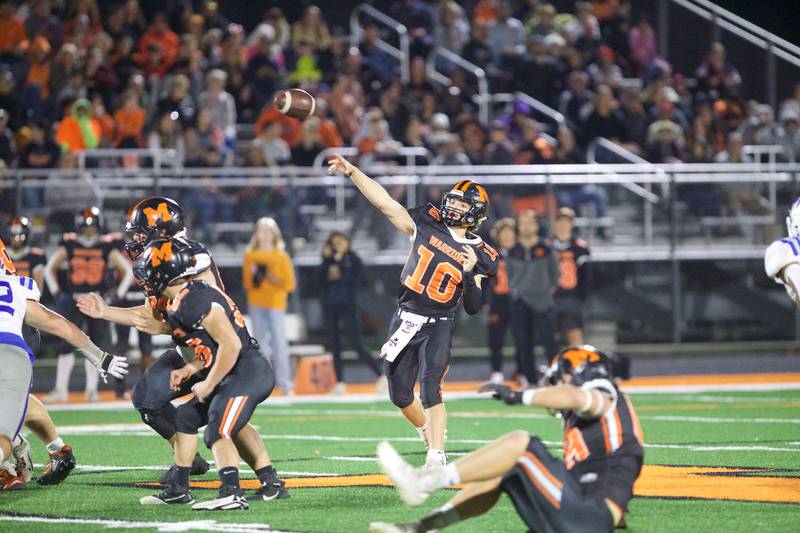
[274,88,316,120]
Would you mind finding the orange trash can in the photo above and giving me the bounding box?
[293,353,337,394]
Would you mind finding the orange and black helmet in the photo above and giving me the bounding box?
[137,238,198,294]
[7,216,31,247]
[75,207,103,232]
[441,180,489,229]
[545,345,613,387]
[125,197,185,259]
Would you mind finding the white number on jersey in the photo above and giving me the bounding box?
[0,275,41,338]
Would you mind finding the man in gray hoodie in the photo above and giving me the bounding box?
[506,210,560,384]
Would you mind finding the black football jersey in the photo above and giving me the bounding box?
[552,237,590,300]
[60,234,116,293]
[167,280,256,369]
[9,247,47,278]
[562,380,644,510]
[398,204,499,317]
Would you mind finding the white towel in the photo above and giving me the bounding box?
[380,311,427,362]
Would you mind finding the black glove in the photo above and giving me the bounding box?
[478,383,525,405]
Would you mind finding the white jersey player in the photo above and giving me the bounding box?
[764,199,800,306]
[0,240,128,490]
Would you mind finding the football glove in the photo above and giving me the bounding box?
[97,353,129,382]
[478,383,525,405]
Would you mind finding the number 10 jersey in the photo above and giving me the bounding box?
[398,205,498,318]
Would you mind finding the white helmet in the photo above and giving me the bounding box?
[788,197,800,238]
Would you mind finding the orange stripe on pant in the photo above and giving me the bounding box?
[518,459,561,509]
[221,395,249,439]
[525,452,563,490]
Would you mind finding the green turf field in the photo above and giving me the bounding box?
[1,389,799,532]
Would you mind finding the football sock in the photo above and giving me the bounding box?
[255,465,277,483]
[415,423,428,445]
[419,502,460,531]
[84,359,99,394]
[444,462,461,486]
[219,466,240,490]
[55,353,75,393]
[174,466,191,489]
[46,438,65,454]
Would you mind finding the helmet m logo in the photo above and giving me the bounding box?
[563,348,600,369]
[143,202,172,227]
[150,242,174,266]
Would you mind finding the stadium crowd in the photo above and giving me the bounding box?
[0,0,798,232]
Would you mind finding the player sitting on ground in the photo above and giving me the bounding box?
[77,196,287,500]
[372,345,644,533]
[136,238,275,510]
[0,239,127,490]
[328,155,498,468]
[765,197,800,306]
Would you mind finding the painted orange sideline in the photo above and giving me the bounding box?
[133,465,800,504]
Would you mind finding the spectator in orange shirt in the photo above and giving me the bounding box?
[113,91,145,147]
[255,105,303,147]
[138,13,179,65]
[20,36,51,120]
[55,97,101,152]
[91,94,115,147]
[0,0,28,60]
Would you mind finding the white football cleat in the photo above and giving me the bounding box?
[378,441,446,507]
[192,493,249,511]
[44,390,68,404]
[12,436,33,482]
[424,449,447,468]
[369,522,422,533]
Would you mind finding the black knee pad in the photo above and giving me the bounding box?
[137,403,178,440]
[203,426,221,449]
[420,377,444,409]
[388,382,415,409]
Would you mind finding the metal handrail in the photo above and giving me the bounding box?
[426,47,490,124]
[311,146,433,170]
[586,138,661,203]
[491,92,566,132]
[665,0,800,109]
[76,148,179,172]
[350,4,410,84]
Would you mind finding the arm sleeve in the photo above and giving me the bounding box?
[462,271,483,315]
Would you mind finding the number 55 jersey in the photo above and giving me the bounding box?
[399,204,498,318]
[60,233,116,294]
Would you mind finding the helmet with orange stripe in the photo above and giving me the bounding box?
[545,345,613,387]
[441,180,489,229]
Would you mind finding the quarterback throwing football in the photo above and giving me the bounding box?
[328,155,498,467]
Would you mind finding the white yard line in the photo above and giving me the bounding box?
[0,515,302,532]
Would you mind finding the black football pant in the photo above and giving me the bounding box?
[502,436,614,533]
[383,312,453,409]
[175,348,275,449]
[511,299,559,383]
[131,348,205,441]
[323,305,381,381]
[488,296,512,373]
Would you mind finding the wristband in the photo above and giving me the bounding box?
[522,389,538,406]
[76,341,104,365]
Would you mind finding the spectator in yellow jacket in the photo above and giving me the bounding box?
[243,217,296,394]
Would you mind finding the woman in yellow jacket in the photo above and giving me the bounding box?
[243,217,296,394]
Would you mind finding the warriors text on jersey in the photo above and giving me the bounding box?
[60,234,116,293]
[552,237,590,299]
[167,280,256,369]
[561,379,644,510]
[9,247,46,279]
[0,274,41,361]
[399,204,499,317]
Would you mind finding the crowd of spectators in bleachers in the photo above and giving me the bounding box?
[1,0,799,238]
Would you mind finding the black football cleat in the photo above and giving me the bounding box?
[37,445,76,485]
[248,478,290,501]
[140,483,194,505]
